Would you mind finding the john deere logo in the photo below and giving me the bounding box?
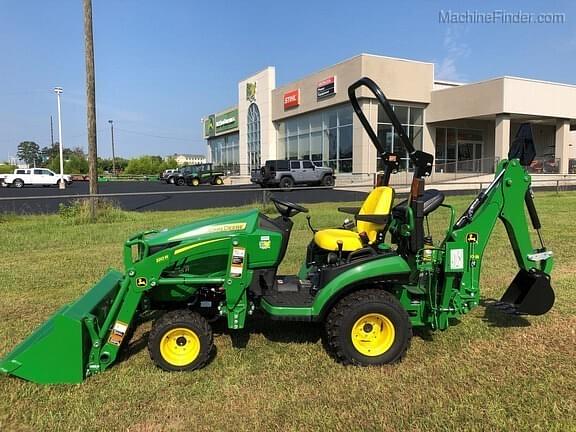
[246,82,256,102]
[466,233,478,243]
[205,115,215,137]
[136,277,147,287]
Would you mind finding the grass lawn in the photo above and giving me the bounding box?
[0,191,575,431]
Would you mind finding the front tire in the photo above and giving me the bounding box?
[324,289,412,366]
[148,310,213,372]
[175,177,186,186]
[321,175,335,187]
[190,178,200,187]
[213,176,223,185]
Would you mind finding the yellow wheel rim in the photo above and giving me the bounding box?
[216,178,222,184]
[160,328,200,366]
[351,313,395,356]
[192,179,199,186]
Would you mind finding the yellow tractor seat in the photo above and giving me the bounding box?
[314,229,364,252]
[314,186,394,252]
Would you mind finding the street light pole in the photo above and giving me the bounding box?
[54,86,65,190]
[108,120,116,175]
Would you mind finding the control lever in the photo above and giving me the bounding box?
[306,215,317,233]
[342,218,355,230]
[337,240,344,263]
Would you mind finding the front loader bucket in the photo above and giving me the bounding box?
[499,269,555,315]
[0,269,124,384]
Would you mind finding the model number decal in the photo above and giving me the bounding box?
[155,255,169,263]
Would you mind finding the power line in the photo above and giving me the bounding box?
[115,127,203,143]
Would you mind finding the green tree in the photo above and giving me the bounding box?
[0,164,16,174]
[17,141,41,166]
[124,155,167,175]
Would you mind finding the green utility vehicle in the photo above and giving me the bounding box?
[172,163,225,187]
[0,78,555,384]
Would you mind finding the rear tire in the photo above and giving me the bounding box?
[190,178,200,187]
[213,176,223,185]
[279,176,294,191]
[13,179,24,188]
[148,310,213,372]
[324,289,412,366]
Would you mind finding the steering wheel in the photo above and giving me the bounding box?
[270,197,309,218]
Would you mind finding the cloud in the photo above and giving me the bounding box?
[436,27,471,81]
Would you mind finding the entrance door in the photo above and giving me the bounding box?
[457,141,482,172]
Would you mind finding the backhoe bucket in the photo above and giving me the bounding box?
[0,270,124,384]
[499,269,555,315]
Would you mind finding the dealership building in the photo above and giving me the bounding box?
[202,54,576,176]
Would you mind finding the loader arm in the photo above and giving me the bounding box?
[442,159,554,320]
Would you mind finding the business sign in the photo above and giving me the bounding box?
[215,109,238,134]
[204,115,215,138]
[317,76,336,99]
[283,89,300,109]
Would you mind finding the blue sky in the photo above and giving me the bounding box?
[1,0,574,160]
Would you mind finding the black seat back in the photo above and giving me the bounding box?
[392,189,445,219]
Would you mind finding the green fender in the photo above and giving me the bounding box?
[261,254,411,319]
[310,255,411,316]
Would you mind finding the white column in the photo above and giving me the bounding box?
[494,114,511,162]
[555,119,570,174]
[423,125,435,155]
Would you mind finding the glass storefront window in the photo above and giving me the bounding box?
[339,126,353,159]
[310,131,322,161]
[377,103,424,170]
[247,103,261,172]
[435,127,484,173]
[275,104,354,173]
[393,106,409,125]
[410,108,423,126]
[208,132,240,175]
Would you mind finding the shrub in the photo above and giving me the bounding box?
[58,198,132,224]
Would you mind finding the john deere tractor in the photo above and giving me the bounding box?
[0,78,555,384]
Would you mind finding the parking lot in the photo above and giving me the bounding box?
[0,181,368,214]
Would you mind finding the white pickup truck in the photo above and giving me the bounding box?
[0,168,72,188]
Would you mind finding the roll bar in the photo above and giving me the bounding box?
[347,77,433,179]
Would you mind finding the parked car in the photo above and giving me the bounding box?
[0,168,72,188]
[250,160,335,189]
[161,169,179,184]
[172,163,225,187]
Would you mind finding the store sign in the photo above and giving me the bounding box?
[317,76,336,99]
[283,89,300,109]
[215,109,238,133]
[246,82,256,102]
[204,115,215,138]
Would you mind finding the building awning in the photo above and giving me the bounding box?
[427,77,576,124]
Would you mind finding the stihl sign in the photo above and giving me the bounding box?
[283,89,300,109]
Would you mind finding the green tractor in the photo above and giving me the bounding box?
[0,78,555,384]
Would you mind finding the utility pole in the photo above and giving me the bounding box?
[83,0,98,218]
[54,87,66,189]
[108,120,116,175]
[50,115,54,146]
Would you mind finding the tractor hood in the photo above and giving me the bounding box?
[144,209,261,247]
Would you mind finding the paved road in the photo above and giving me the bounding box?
[0,181,369,214]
